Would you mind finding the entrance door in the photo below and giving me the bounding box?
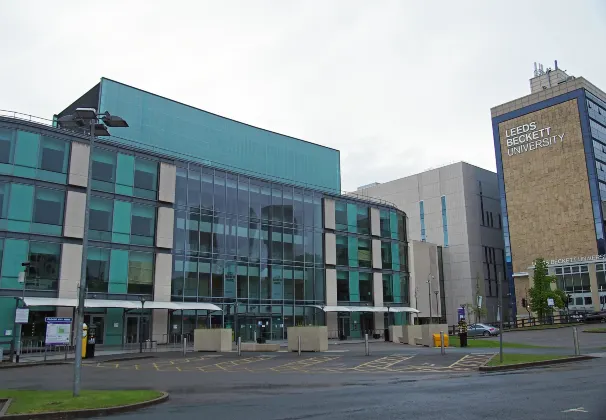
[125,315,150,345]
[338,315,351,339]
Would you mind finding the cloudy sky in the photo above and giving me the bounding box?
[1,1,605,191]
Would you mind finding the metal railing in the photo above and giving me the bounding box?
[447,313,585,335]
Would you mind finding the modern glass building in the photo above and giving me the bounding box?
[491,63,606,317]
[0,78,409,349]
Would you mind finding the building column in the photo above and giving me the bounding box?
[158,162,176,204]
[325,268,337,336]
[588,263,600,311]
[370,207,380,237]
[68,142,90,187]
[58,243,83,300]
[323,198,335,230]
[373,273,384,331]
[152,252,173,344]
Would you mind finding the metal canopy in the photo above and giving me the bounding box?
[312,305,420,313]
[21,298,222,312]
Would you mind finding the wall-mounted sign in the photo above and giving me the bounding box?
[15,308,29,324]
[45,317,72,346]
[505,121,564,157]
[548,255,606,265]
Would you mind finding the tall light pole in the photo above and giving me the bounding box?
[434,290,439,322]
[59,108,128,397]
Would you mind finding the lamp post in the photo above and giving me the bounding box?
[139,297,146,353]
[59,108,128,397]
[11,262,30,363]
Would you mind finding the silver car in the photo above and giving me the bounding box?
[468,323,500,337]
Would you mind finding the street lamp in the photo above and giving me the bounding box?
[60,108,128,397]
[139,297,146,354]
[11,262,30,363]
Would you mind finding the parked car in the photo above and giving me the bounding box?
[584,311,606,323]
[468,323,500,337]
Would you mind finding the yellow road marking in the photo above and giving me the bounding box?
[176,367,182,372]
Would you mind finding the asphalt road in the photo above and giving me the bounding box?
[101,357,605,420]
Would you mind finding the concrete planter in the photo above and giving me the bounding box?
[287,327,328,352]
[401,325,422,344]
[193,329,232,352]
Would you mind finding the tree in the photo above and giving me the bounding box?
[528,258,567,321]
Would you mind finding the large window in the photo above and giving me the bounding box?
[91,148,117,191]
[86,247,110,293]
[335,201,347,231]
[134,157,158,199]
[131,204,156,246]
[555,265,590,293]
[39,136,69,175]
[358,239,372,268]
[32,187,65,234]
[359,272,372,303]
[27,242,60,291]
[383,273,393,303]
[127,252,154,295]
[381,241,392,270]
[356,205,370,235]
[379,209,390,238]
[0,128,13,164]
[89,197,113,241]
[336,235,348,266]
[337,270,349,301]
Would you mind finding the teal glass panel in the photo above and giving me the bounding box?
[347,236,358,268]
[224,261,236,298]
[115,153,135,196]
[0,128,15,166]
[87,247,110,293]
[112,200,132,244]
[391,243,400,271]
[393,274,402,303]
[350,313,361,338]
[0,297,17,347]
[271,266,283,300]
[390,211,399,240]
[104,308,123,346]
[91,148,116,193]
[346,203,357,233]
[127,251,153,295]
[359,272,372,303]
[335,201,347,231]
[109,249,128,294]
[13,130,39,178]
[89,196,113,241]
[28,242,60,291]
[38,135,69,184]
[1,238,28,289]
[99,79,340,192]
[314,268,324,301]
[31,187,64,235]
[0,183,9,225]
[134,157,158,199]
[7,183,34,232]
[131,203,155,246]
[349,271,360,302]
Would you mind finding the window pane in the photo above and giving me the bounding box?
[272,185,282,223]
[201,169,214,211]
[283,187,293,225]
[87,247,110,293]
[175,167,187,207]
[198,259,211,297]
[127,251,154,295]
[199,213,213,256]
[33,188,64,226]
[214,172,226,213]
[335,201,347,231]
[337,270,349,301]
[226,175,238,215]
[336,235,348,266]
[90,196,113,241]
[0,128,13,164]
[381,242,392,270]
[359,272,372,303]
[134,158,157,191]
[237,177,250,217]
[358,239,371,268]
[187,169,201,209]
[131,204,155,245]
[39,136,68,173]
[237,264,248,299]
[28,242,60,291]
[92,149,116,182]
[211,260,224,297]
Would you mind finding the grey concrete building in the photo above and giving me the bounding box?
[356,162,507,325]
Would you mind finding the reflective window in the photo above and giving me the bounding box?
[337,270,349,301]
[39,136,69,174]
[335,201,347,231]
[379,209,390,237]
[33,187,64,229]
[133,157,157,199]
[357,205,370,235]
[27,242,60,291]
[89,197,113,241]
[87,247,110,293]
[131,204,155,246]
[0,128,13,164]
[358,239,372,268]
[381,242,392,270]
[359,272,372,303]
[91,148,117,190]
[336,235,348,266]
[127,251,154,295]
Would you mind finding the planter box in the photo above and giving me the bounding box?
[287,326,328,352]
[194,329,232,352]
[240,343,280,352]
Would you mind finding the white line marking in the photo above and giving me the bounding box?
[562,407,588,413]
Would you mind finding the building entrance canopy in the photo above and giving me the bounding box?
[22,297,222,312]
[313,305,420,313]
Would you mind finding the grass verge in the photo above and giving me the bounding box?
[583,327,606,333]
[0,390,162,415]
[447,336,551,349]
[487,354,568,366]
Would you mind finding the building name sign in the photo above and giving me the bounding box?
[505,122,564,157]
[548,255,606,265]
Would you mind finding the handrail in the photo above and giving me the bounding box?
[0,110,399,208]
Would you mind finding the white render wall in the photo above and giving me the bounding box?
[356,162,504,325]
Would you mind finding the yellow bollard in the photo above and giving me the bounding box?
[82,323,88,359]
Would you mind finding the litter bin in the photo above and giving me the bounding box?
[432,333,449,347]
[384,328,390,342]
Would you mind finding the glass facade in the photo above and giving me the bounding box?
[97,79,341,193]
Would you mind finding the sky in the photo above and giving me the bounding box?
[1,1,605,192]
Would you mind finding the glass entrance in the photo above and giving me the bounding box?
[125,315,150,345]
[237,316,271,341]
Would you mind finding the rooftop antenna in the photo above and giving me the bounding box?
[534,62,538,77]
[555,60,558,70]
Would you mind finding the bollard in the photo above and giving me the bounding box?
[573,327,580,355]
[64,345,68,361]
[183,337,187,356]
[44,346,48,362]
[364,333,369,356]
[237,336,241,357]
[440,331,445,355]
[298,336,301,356]
[254,331,257,343]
